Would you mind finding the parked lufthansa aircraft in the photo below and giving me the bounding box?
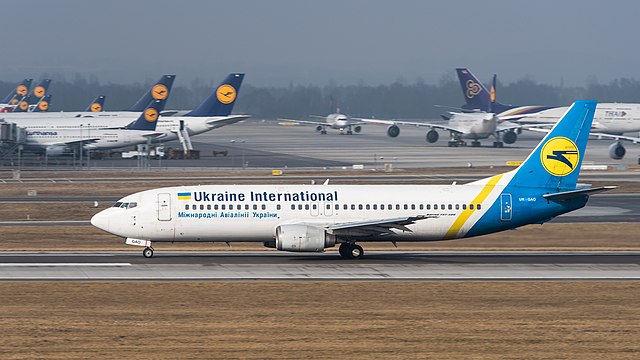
[91,100,613,259]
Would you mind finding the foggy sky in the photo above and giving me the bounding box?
[0,0,637,87]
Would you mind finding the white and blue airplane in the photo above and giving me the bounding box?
[91,100,614,259]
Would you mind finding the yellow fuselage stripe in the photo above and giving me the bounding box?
[444,174,504,239]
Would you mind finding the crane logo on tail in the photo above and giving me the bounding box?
[152,84,169,100]
[38,100,49,111]
[91,103,103,112]
[144,108,159,122]
[16,85,28,96]
[34,86,46,98]
[541,137,580,176]
[216,84,236,104]
[466,80,481,99]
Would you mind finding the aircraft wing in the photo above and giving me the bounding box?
[278,118,327,126]
[526,127,640,144]
[50,137,102,146]
[326,215,437,237]
[206,115,251,129]
[361,118,465,134]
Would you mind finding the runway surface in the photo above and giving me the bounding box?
[1,251,638,280]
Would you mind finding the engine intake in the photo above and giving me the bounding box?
[275,224,336,252]
[608,141,626,160]
[387,125,400,138]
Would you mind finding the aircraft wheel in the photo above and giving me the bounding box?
[339,243,352,259]
[349,244,364,259]
[143,247,154,258]
[320,130,327,135]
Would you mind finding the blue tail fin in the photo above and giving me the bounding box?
[2,78,33,105]
[126,100,163,131]
[186,73,245,117]
[29,79,52,104]
[127,75,176,112]
[33,94,52,112]
[511,100,597,191]
[86,95,106,112]
[13,95,32,112]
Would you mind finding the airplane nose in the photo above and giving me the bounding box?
[90,210,110,232]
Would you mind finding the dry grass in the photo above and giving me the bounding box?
[1,222,639,251]
[0,282,638,359]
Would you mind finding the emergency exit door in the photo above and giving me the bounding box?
[158,193,172,221]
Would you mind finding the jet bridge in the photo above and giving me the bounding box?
[0,120,26,158]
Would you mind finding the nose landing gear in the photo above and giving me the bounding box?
[143,247,154,258]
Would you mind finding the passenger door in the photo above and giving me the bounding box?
[500,193,512,221]
[158,193,172,221]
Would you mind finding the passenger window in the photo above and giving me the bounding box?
[381,204,385,210]
[441,204,445,209]
[404,204,408,210]
[262,204,266,210]
[462,204,467,210]
[358,204,363,210]
[300,204,304,210]
[426,204,431,210]
[448,204,452,210]
[470,204,474,210]
[253,204,258,210]
[396,204,400,210]
[455,204,459,210]
[214,204,219,210]
[313,204,317,209]
[351,204,356,210]
[245,204,249,210]
[326,204,331,210]
[434,204,438,210]
[200,204,204,210]
[221,205,226,210]
[365,204,370,210]
[207,204,211,210]
[388,204,392,210]
[277,204,281,210]
[185,204,190,210]
[343,204,347,210]
[335,204,339,210]
[477,204,482,210]
[373,204,377,210]
[411,204,415,210]
[419,204,423,210]
[305,204,310,210]
[291,204,296,210]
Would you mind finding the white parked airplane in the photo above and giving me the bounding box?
[2,74,248,156]
[366,75,521,147]
[91,100,613,259]
[280,110,366,135]
[22,100,164,155]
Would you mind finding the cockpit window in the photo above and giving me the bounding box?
[113,202,123,208]
[128,202,137,209]
[120,202,129,208]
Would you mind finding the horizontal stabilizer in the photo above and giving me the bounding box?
[542,186,617,201]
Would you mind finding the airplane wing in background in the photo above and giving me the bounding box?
[206,115,251,129]
[360,118,465,135]
[525,127,640,144]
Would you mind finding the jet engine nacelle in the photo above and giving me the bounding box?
[275,224,336,252]
[353,125,362,133]
[426,129,439,143]
[503,130,517,144]
[45,145,66,156]
[609,141,626,160]
[387,125,400,138]
[315,125,323,132]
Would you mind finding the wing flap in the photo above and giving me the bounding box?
[327,215,437,237]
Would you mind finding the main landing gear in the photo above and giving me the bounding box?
[143,247,154,258]
[339,243,364,259]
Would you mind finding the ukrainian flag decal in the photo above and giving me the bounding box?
[177,192,191,200]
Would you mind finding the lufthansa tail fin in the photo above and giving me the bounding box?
[13,95,32,112]
[86,95,106,112]
[2,78,33,105]
[126,100,163,131]
[33,94,52,112]
[186,73,245,117]
[127,75,176,112]
[510,100,597,191]
[29,79,52,104]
